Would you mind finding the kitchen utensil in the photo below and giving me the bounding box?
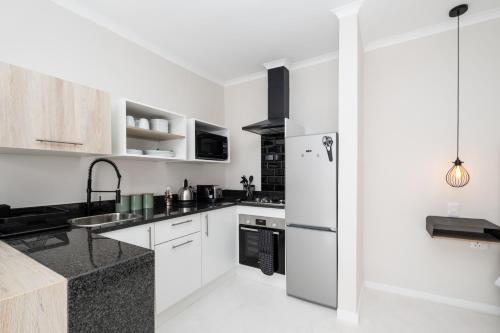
[246,175,254,199]
[115,195,130,213]
[150,119,169,132]
[0,204,10,218]
[322,136,334,162]
[126,116,136,127]
[178,179,195,202]
[142,193,154,209]
[164,187,173,207]
[126,148,143,155]
[137,118,150,130]
[130,194,143,211]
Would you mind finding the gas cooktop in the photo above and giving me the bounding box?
[240,197,285,208]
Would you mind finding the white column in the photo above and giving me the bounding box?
[331,0,363,324]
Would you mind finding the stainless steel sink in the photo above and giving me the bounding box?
[68,213,141,228]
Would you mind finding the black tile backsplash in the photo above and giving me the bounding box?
[261,134,285,193]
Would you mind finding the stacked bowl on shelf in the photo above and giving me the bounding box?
[126,116,169,132]
[126,116,176,158]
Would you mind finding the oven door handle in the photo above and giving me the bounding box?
[240,226,280,235]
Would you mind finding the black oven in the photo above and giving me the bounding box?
[239,214,285,275]
[195,131,228,161]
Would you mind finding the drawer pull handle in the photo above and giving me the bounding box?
[205,214,209,237]
[148,226,152,249]
[171,219,192,227]
[36,138,84,145]
[172,239,193,249]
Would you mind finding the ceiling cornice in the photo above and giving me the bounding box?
[291,51,339,71]
[50,0,226,85]
[365,6,500,52]
[224,51,339,87]
[224,71,267,87]
[262,58,290,70]
[331,0,364,18]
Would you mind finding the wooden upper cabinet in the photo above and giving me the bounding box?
[0,62,111,154]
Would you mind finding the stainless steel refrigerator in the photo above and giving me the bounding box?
[285,132,337,308]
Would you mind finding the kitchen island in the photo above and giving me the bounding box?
[5,227,155,333]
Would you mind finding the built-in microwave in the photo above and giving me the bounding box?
[195,131,228,161]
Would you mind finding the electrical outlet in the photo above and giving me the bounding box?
[470,242,489,250]
[447,202,460,217]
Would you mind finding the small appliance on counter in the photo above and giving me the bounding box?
[178,179,195,203]
[197,185,223,202]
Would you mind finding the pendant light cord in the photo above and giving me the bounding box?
[456,14,460,159]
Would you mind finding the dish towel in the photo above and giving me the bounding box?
[258,229,274,276]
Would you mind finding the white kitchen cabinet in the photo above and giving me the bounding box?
[154,214,201,245]
[201,207,237,285]
[155,232,202,313]
[186,118,230,163]
[0,61,111,155]
[101,223,154,249]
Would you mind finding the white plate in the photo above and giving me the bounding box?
[144,149,175,157]
[126,149,143,155]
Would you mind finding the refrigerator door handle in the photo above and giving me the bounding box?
[287,224,336,232]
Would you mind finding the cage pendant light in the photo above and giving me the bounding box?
[446,4,470,188]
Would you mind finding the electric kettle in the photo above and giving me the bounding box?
[178,179,195,202]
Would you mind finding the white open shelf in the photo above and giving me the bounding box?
[110,99,230,163]
[111,99,187,161]
[187,118,230,163]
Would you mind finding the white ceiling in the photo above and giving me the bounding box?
[51,0,500,84]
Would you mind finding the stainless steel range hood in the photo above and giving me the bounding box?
[242,66,289,135]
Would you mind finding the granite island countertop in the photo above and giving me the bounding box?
[4,220,156,332]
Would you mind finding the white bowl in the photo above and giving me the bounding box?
[143,149,175,157]
[126,116,136,127]
[150,119,169,132]
[136,118,150,130]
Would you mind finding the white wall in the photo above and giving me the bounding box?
[335,7,362,319]
[224,78,267,191]
[224,60,339,190]
[0,0,225,207]
[362,18,500,307]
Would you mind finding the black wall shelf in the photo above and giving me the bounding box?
[426,216,500,243]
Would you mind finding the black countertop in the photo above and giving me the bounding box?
[3,201,239,279]
[4,226,151,279]
[96,201,238,233]
[2,198,286,280]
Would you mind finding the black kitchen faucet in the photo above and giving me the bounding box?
[86,158,122,215]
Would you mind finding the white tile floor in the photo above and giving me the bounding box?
[158,267,500,333]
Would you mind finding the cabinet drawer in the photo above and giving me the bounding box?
[101,223,154,249]
[155,214,201,245]
[155,232,201,313]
